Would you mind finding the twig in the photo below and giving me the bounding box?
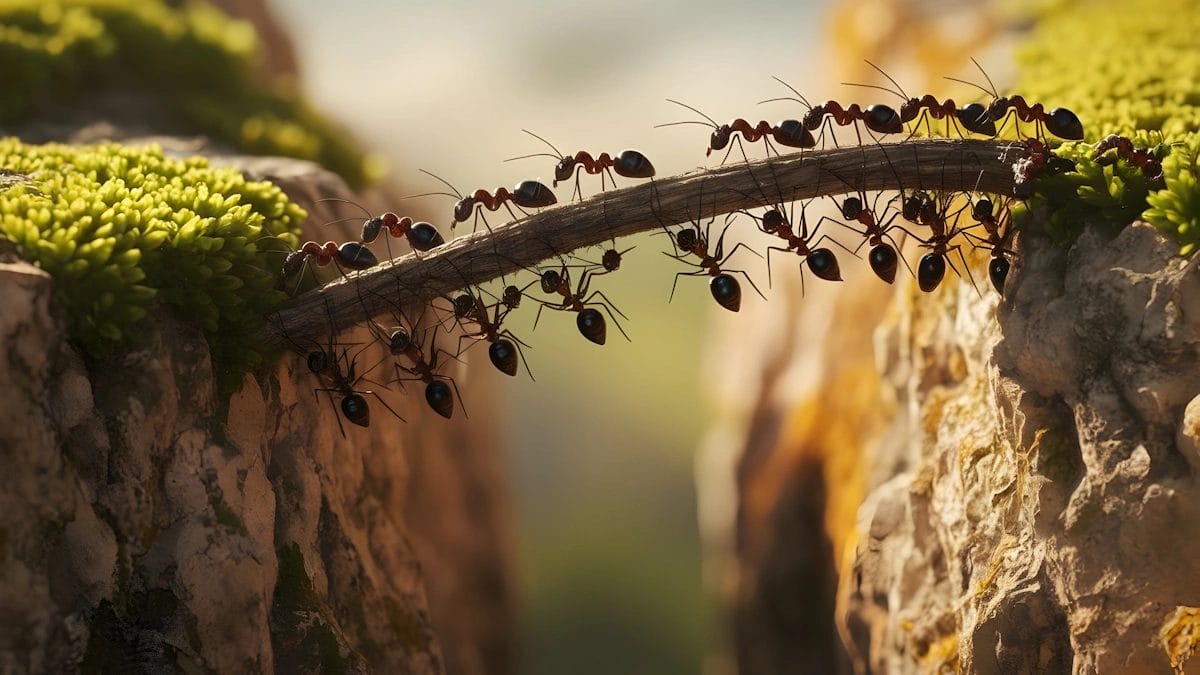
[262,138,1028,345]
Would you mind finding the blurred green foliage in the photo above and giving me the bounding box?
[0,138,304,388]
[0,0,378,186]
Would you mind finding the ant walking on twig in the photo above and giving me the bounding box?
[505,129,655,202]
[656,99,814,163]
[946,58,1084,141]
[407,169,557,233]
[317,197,445,256]
[841,60,997,138]
[759,76,904,147]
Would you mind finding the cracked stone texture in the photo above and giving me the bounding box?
[0,153,516,673]
[703,220,1200,674]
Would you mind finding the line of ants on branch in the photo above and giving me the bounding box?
[271,59,1166,432]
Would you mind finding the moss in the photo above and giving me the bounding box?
[271,542,359,673]
[1011,0,1200,252]
[0,138,304,390]
[0,0,377,186]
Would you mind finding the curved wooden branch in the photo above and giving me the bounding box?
[263,138,1029,345]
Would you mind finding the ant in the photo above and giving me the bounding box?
[279,239,378,290]
[1011,138,1077,198]
[841,60,997,138]
[280,301,404,436]
[946,58,1084,141]
[656,99,814,163]
[532,260,630,345]
[752,196,850,294]
[759,76,903,147]
[317,197,445,254]
[386,323,465,419]
[505,129,655,201]
[911,189,976,293]
[408,169,557,232]
[962,194,1016,294]
[445,286,535,379]
[656,187,766,311]
[1092,134,1167,186]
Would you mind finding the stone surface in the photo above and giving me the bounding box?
[0,154,516,673]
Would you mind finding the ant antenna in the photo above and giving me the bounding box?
[504,129,566,163]
[655,98,721,129]
[758,76,813,109]
[842,60,909,101]
[405,169,464,200]
[945,58,1001,99]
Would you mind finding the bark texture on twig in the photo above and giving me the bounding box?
[264,138,1028,345]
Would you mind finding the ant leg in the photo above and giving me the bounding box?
[945,244,982,296]
[583,299,631,342]
[669,269,707,302]
[581,289,629,320]
[764,245,794,289]
[498,329,536,381]
[314,387,350,438]
[725,268,767,301]
[363,388,407,424]
[721,241,765,265]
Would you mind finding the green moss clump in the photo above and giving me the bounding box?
[1011,0,1200,251]
[0,0,379,187]
[0,138,304,388]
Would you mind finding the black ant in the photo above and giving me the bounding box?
[505,129,655,201]
[655,186,766,311]
[445,286,534,379]
[841,60,997,138]
[386,323,465,419]
[656,99,814,162]
[532,261,630,345]
[912,189,976,293]
[946,58,1084,141]
[316,197,445,254]
[962,194,1016,294]
[408,169,557,232]
[282,302,404,435]
[279,239,378,290]
[751,196,850,294]
[759,76,903,146]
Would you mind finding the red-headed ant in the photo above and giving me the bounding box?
[316,197,445,255]
[279,239,378,292]
[408,169,557,233]
[505,129,655,202]
[1092,134,1167,187]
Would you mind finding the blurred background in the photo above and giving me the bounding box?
[270,1,996,672]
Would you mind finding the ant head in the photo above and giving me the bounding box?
[361,217,384,243]
[986,97,1011,122]
[864,104,903,134]
[601,248,622,272]
[801,106,826,132]
[615,150,655,179]
[452,293,475,318]
[675,228,698,252]
[972,197,994,222]
[840,196,863,220]
[710,126,732,153]
[341,394,370,427]
[388,328,412,355]
[453,197,475,223]
[554,157,577,184]
[540,269,562,294]
[306,350,328,374]
[760,208,785,234]
[502,284,522,309]
[903,192,930,223]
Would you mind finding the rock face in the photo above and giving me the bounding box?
[0,156,515,673]
[706,221,1200,673]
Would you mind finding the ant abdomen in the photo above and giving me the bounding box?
[489,340,518,377]
[336,242,378,270]
[1047,108,1084,140]
[989,258,1011,294]
[341,394,370,427]
[709,273,741,312]
[957,103,997,136]
[806,249,842,282]
[614,150,655,178]
[868,245,899,284]
[772,119,815,149]
[576,308,607,345]
[425,381,454,419]
[513,180,557,209]
[408,222,444,250]
[917,253,947,292]
[864,104,903,134]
